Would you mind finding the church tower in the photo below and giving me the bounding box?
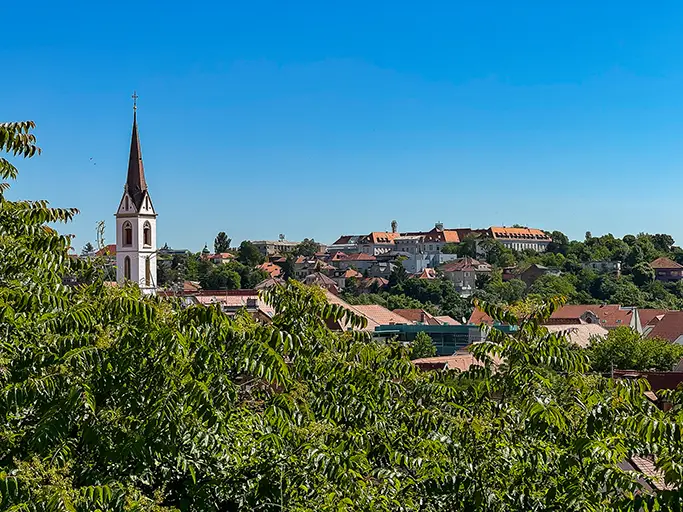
[115,94,157,294]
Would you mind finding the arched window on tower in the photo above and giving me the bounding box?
[145,257,151,286]
[124,256,131,280]
[123,221,133,246]
[143,221,151,247]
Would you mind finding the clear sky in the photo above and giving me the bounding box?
[3,1,683,251]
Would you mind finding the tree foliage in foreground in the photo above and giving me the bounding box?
[2,121,683,510]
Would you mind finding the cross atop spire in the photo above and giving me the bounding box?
[132,91,138,111]
[126,98,147,209]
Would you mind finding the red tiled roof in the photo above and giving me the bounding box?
[417,268,437,279]
[639,309,670,330]
[207,252,235,260]
[489,226,551,241]
[353,305,413,326]
[258,262,282,278]
[393,309,441,325]
[647,311,683,343]
[343,253,376,261]
[469,304,634,329]
[96,244,116,257]
[650,257,683,269]
[441,257,491,272]
[412,350,502,372]
[365,232,400,244]
[544,324,608,348]
[434,315,461,325]
[343,268,363,279]
[358,277,388,289]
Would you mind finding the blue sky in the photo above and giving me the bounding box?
[3,1,683,251]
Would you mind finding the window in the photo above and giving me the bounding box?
[143,221,151,247]
[145,257,151,286]
[123,222,133,246]
[124,256,131,280]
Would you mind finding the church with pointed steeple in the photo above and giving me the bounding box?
[115,94,157,294]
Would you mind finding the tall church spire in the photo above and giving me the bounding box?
[126,92,147,209]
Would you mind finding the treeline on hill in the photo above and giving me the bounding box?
[4,120,683,510]
[343,231,683,319]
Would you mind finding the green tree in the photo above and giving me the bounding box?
[588,326,683,372]
[214,231,231,253]
[81,241,95,255]
[237,240,265,266]
[632,262,655,286]
[199,263,242,289]
[410,331,437,359]
[294,237,319,257]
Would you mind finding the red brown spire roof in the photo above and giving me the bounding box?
[126,110,148,209]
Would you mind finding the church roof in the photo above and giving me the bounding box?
[126,110,148,209]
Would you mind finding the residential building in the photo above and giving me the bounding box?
[486,226,551,253]
[251,239,300,257]
[359,231,401,256]
[367,261,397,279]
[412,350,503,371]
[469,304,641,332]
[203,252,235,265]
[647,311,683,343]
[581,260,622,276]
[517,264,561,286]
[115,103,157,295]
[331,252,377,272]
[258,261,282,278]
[357,277,388,294]
[651,257,683,282]
[302,272,339,294]
[440,257,492,297]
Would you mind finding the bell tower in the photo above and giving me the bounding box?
[115,92,157,294]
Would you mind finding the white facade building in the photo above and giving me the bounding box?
[115,104,157,295]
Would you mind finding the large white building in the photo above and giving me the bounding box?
[115,100,157,294]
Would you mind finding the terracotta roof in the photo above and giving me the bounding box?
[650,257,683,269]
[126,111,148,210]
[332,235,361,245]
[254,277,285,290]
[434,315,461,325]
[342,252,376,262]
[352,305,413,326]
[322,290,383,331]
[365,232,400,245]
[303,272,339,293]
[469,304,634,330]
[393,309,441,325]
[639,309,670,330]
[401,227,460,244]
[412,350,502,372]
[95,244,116,257]
[647,311,683,343]
[206,252,235,261]
[440,257,491,273]
[545,324,608,348]
[193,294,275,318]
[417,268,437,279]
[343,268,363,279]
[489,226,550,241]
[358,277,388,289]
[183,281,202,292]
[258,262,282,278]
[330,252,348,261]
